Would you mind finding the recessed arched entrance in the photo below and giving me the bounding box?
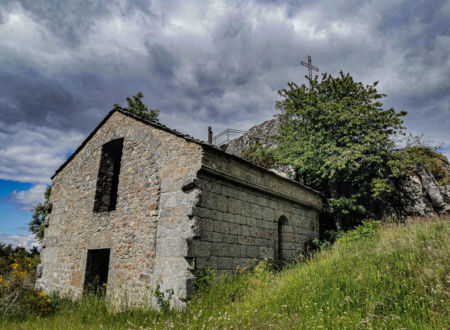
[277,216,288,260]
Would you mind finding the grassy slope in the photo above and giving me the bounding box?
[2,217,449,329]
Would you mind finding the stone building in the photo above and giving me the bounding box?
[36,108,322,308]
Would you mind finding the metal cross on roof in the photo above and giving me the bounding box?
[300,55,319,89]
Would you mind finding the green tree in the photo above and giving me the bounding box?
[275,72,407,230]
[28,186,51,241]
[114,92,160,121]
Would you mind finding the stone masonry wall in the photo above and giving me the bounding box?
[191,174,320,271]
[37,111,203,308]
[187,148,321,271]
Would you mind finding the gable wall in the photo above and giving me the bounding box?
[37,112,203,308]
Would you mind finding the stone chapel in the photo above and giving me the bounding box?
[36,108,322,308]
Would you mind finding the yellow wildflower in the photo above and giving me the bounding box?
[11,263,19,270]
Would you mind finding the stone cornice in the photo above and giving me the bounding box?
[199,164,322,211]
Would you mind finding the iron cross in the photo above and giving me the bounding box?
[301,55,319,88]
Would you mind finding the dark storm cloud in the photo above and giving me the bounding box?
[146,42,178,78]
[1,0,154,46]
[0,64,122,131]
[0,67,77,126]
[0,0,449,188]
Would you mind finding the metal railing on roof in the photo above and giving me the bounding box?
[212,128,246,146]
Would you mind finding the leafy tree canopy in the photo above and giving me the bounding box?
[114,92,160,121]
[28,186,51,241]
[275,72,408,230]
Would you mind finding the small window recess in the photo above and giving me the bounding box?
[93,138,123,212]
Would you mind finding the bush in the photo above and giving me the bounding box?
[337,219,381,244]
[403,146,450,185]
[194,268,216,293]
[0,246,56,320]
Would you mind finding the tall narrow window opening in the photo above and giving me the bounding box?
[277,216,287,260]
[93,138,123,212]
[83,249,110,295]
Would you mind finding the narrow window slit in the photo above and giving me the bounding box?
[93,138,123,212]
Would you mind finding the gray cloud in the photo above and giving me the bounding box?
[0,0,449,186]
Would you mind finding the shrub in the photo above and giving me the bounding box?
[194,268,216,293]
[403,146,450,185]
[0,247,56,320]
[337,219,381,244]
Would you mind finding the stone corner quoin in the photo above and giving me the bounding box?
[36,109,322,309]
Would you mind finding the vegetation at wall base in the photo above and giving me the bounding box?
[2,216,448,329]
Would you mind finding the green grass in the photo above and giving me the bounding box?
[2,217,449,329]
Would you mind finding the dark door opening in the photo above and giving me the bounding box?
[84,249,110,295]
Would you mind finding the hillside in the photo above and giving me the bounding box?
[2,217,449,329]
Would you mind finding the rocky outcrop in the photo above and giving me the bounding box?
[387,164,450,218]
[225,117,296,179]
[225,117,450,219]
[225,116,284,156]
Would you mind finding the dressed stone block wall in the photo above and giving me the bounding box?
[193,174,319,270]
[187,148,321,271]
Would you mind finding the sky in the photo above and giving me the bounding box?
[0,0,449,248]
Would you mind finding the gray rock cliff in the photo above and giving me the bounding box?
[225,117,296,179]
[225,116,284,156]
[386,164,450,218]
